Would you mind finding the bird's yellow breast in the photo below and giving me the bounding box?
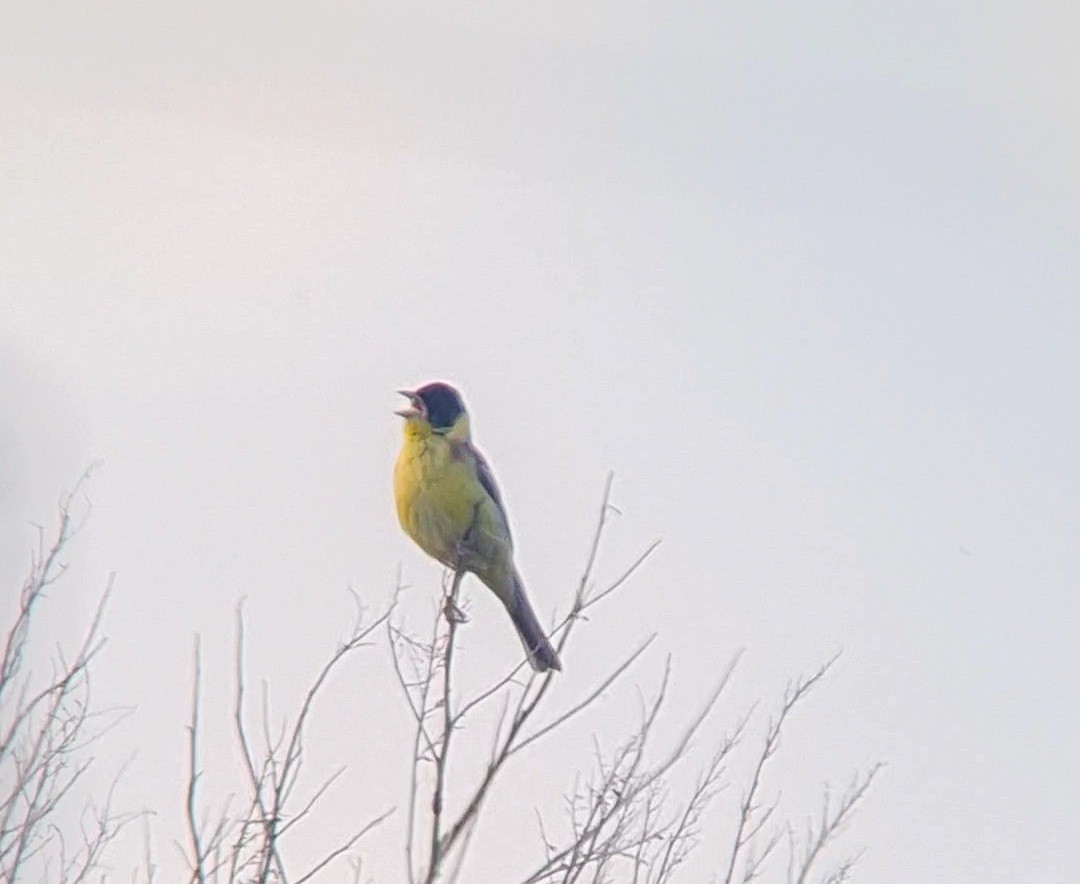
[394,427,486,566]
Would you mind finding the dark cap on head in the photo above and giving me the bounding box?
[415,382,466,431]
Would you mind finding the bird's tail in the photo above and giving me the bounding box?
[505,571,562,673]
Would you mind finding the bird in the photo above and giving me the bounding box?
[393,381,562,673]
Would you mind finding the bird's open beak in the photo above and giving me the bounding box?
[395,389,422,419]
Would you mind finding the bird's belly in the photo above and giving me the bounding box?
[395,448,481,565]
[407,493,465,564]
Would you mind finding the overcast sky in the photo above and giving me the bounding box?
[2,2,1078,882]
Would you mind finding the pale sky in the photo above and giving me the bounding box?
[2,2,1078,882]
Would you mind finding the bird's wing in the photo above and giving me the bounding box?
[468,442,514,545]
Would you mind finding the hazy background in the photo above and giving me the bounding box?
[2,2,1077,881]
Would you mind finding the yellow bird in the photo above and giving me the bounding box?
[393,381,562,673]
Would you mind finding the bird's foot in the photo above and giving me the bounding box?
[450,539,475,572]
[443,598,469,624]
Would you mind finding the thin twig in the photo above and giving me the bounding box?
[424,567,467,884]
[723,653,841,884]
[186,637,206,884]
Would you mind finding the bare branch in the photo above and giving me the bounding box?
[791,764,885,884]
[185,636,207,884]
[168,590,397,884]
[722,654,841,884]
[424,566,467,884]
[509,635,657,758]
[294,807,394,884]
[0,472,135,883]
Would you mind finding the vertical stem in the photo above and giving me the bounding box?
[187,636,206,884]
[425,566,466,884]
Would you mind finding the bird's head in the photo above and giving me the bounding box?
[396,381,470,438]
